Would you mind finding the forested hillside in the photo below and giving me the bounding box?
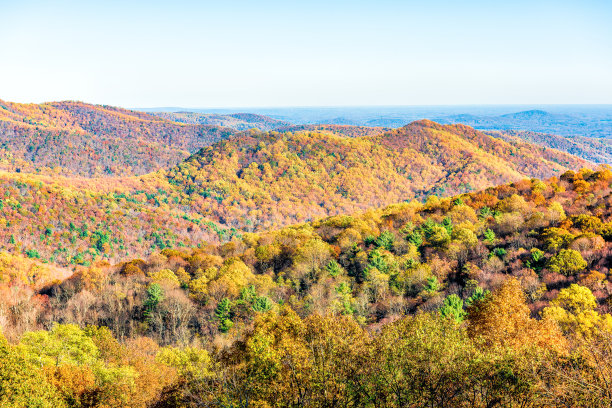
[277,123,390,137]
[0,171,236,267]
[151,111,292,131]
[0,100,234,177]
[2,167,612,407]
[0,100,607,408]
[491,129,612,164]
[0,101,593,271]
[168,120,590,230]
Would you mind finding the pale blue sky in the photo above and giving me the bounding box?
[1,0,611,107]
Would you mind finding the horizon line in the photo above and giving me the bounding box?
[4,97,612,111]
[134,103,612,111]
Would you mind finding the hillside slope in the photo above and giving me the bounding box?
[4,167,611,408]
[151,111,292,131]
[0,112,592,268]
[55,166,612,334]
[490,129,612,164]
[167,120,591,230]
[0,171,236,267]
[0,100,234,177]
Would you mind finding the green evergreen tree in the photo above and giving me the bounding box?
[215,298,234,333]
[440,294,466,322]
[144,283,164,320]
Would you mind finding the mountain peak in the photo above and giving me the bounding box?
[405,118,442,127]
[501,109,552,119]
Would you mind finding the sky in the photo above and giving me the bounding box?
[1,0,611,108]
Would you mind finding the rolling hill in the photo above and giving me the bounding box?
[3,167,612,408]
[437,109,612,138]
[150,111,292,131]
[0,99,594,268]
[167,120,591,230]
[490,129,612,164]
[0,100,235,177]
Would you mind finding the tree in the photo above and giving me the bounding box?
[439,294,466,322]
[209,259,256,300]
[543,329,612,408]
[0,331,67,408]
[526,248,546,272]
[294,239,332,278]
[148,269,180,288]
[424,275,440,294]
[376,231,395,251]
[239,308,370,407]
[465,285,489,307]
[541,228,575,252]
[372,313,474,407]
[467,278,565,352]
[17,324,139,407]
[542,284,612,337]
[483,228,496,245]
[548,249,587,276]
[20,323,99,367]
[427,225,451,247]
[550,284,597,313]
[325,259,342,277]
[144,283,164,321]
[215,298,233,333]
[156,346,212,378]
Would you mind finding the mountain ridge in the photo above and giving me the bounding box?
[167,120,591,230]
[0,99,236,177]
[0,98,594,268]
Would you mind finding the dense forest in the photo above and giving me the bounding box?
[168,120,589,230]
[0,171,237,267]
[1,167,612,406]
[491,129,612,164]
[0,100,234,177]
[1,99,611,407]
[0,107,591,268]
[151,112,292,132]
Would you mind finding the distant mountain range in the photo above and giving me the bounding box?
[435,109,612,138]
[139,106,612,163]
[489,129,612,164]
[149,111,390,137]
[150,111,292,131]
[140,105,612,139]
